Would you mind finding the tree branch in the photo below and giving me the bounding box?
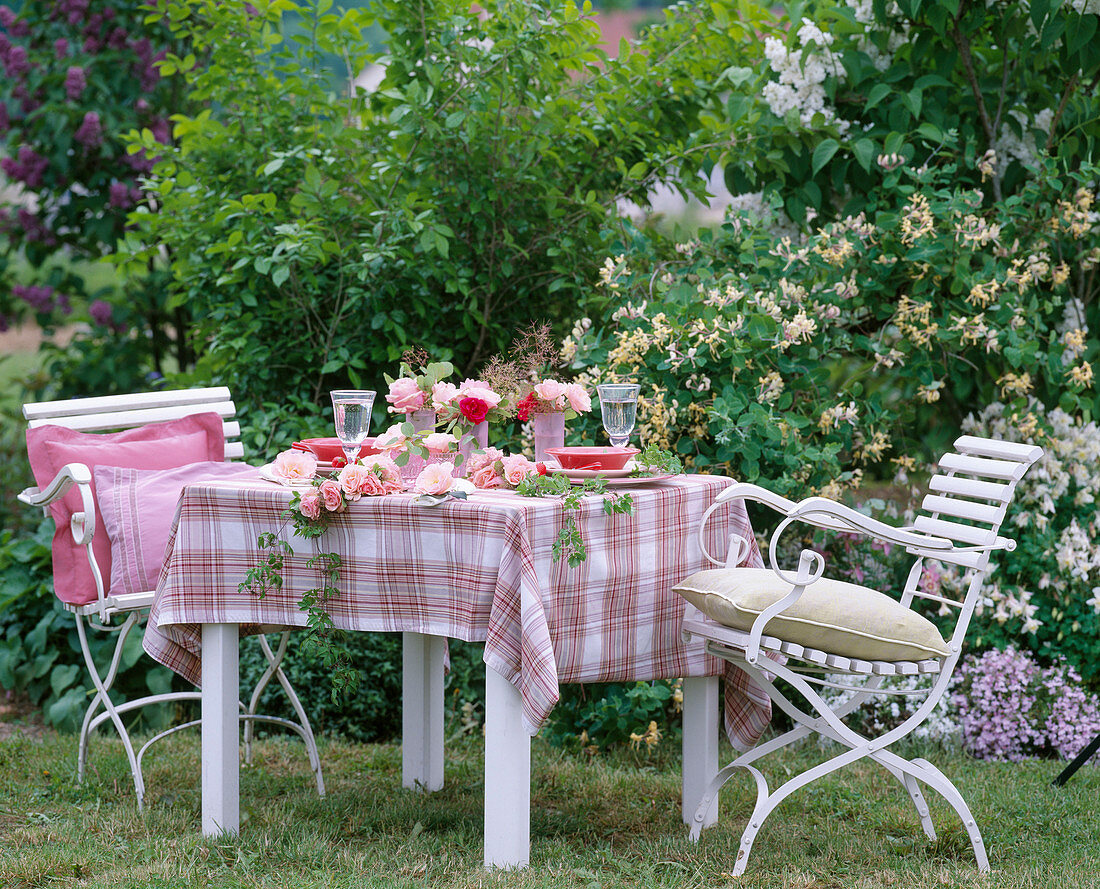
[950,22,1002,200]
[1046,71,1081,154]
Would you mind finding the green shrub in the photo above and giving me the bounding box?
[569,158,1099,496]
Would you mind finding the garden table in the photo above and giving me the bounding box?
[143,473,768,866]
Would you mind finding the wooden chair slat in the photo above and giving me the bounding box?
[953,435,1043,464]
[927,474,1011,502]
[23,387,233,420]
[938,452,1028,481]
[27,402,235,432]
[921,494,1005,525]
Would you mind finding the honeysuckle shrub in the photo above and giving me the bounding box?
[704,0,1100,227]
[569,157,1100,498]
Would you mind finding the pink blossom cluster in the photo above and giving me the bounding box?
[294,456,404,521]
[952,646,1100,763]
[464,448,541,489]
[531,379,591,413]
[74,111,102,149]
[64,65,86,100]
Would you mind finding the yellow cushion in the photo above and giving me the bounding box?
[674,568,950,661]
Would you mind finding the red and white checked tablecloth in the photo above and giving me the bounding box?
[143,472,772,748]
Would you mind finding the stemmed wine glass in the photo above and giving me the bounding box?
[596,383,640,449]
[330,389,376,465]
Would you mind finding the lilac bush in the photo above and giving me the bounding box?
[952,646,1100,763]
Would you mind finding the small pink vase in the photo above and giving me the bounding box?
[532,411,565,462]
[457,421,489,475]
[406,409,437,433]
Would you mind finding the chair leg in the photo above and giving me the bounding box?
[246,632,326,798]
[74,612,147,809]
[909,757,989,872]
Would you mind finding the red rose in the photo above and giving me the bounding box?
[516,392,537,423]
[459,396,490,424]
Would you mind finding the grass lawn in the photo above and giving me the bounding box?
[1,727,1097,888]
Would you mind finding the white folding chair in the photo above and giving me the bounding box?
[17,386,325,808]
[676,434,1043,874]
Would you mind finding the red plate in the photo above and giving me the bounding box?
[294,437,380,462]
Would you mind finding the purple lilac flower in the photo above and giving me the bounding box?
[65,65,86,101]
[0,102,8,134]
[123,148,155,174]
[0,146,49,189]
[88,299,113,326]
[108,181,134,209]
[0,7,14,28]
[61,0,89,27]
[54,37,69,58]
[83,35,101,54]
[135,98,150,116]
[9,16,28,37]
[83,12,104,37]
[16,207,55,244]
[74,111,102,149]
[107,27,127,51]
[150,118,171,145]
[13,283,57,312]
[4,43,29,78]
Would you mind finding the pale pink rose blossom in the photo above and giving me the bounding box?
[431,381,459,411]
[533,379,567,408]
[358,472,388,497]
[423,432,458,453]
[414,462,455,494]
[298,491,322,519]
[272,449,317,480]
[501,454,537,486]
[374,423,408,451]
[337,463,373,500]
[564,383,592,413]
[457,379,503,406]
[470,465,505,489]
[464,447,505,476]
[359,455,404,492]
[318,479,345,512]
[385,377,426,413]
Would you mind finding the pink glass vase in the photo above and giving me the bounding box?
[457,421,489,475]
[532,411,565,462]
[405,409,437,433]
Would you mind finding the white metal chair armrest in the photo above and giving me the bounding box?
[18,462,97,547]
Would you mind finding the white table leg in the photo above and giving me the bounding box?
[201,622,239,836]
[401,631,445,792]
[682,676,719,828]
[483,666,530,869]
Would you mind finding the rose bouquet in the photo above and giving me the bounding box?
[287,454,405,532]
[514,378,592,422]
[432,377,512,430]
[383,353,455,416]
[464,447,546,489]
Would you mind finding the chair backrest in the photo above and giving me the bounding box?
[23,386,244,459]
[903,434,1042,614]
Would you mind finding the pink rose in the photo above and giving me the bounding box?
[375,423,408,451]
[272,449,317,481]
[298,491,321,520]
[534,379,567,408]
[359,455,404,492]
[423,432,458,453]
[458,379,503,407]
[337,463,372,500]
[470,465,504,489]
[501,454,537,486]
[358,472,388,496]
[431,381,459,411]
[565,383,592,413]
[464,447,505,476]
[414,462,455,495]
[385,377,426,413]
[318,479,345,512]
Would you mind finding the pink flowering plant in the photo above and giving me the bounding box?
[383,354,455,415]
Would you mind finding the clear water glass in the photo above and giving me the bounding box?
[597,383,640,449]
[330,389,376,465]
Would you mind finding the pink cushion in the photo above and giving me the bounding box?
[25,413,226,605]
[94,461,259,596]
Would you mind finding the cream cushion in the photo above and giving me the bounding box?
[674,568,950,661]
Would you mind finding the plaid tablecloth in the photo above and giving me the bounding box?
[144,473,771,748]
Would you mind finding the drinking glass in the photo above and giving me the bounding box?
[330,389,376,465]
[597,383,640,449]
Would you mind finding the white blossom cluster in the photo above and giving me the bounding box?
[724,190,800,241]
[995,108,1055,173]
[845,0,908,72]
[761,20,851,134]
[817,673,962,744]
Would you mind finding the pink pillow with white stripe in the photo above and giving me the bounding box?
[94,461,259,596]
[26,413,226,605]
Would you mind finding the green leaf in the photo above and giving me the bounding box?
[812,139,840,175]
[852,138,875,173]
[864,83,891,112]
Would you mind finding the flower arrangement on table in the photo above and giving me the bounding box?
[514,378,592,422]
[383,351,456,416]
